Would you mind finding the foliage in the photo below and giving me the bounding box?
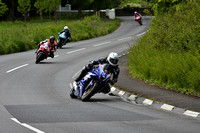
[17,0,31,22]
[0,15,120,55]
[118,0,147,9]
[150,0,188,16]
[0,0,8,17]
[91,0,120,10]
[72,0,93,12]
[34,0,46,20]
[128,1,200,96]
[47,0,61,13]
[45,0,61,19]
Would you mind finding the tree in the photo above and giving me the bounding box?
[17,0,31,23]
[0,0,8,17]
[150,0,187,16]
[34,0,46,20]
[72,0,93,13]
[45,0,61,19]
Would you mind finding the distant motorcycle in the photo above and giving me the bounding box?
[134,15,142,25]
[56,32,70,49]
[70,64,112,101]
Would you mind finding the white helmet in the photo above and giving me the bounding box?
[64,26,69,30]
[107,52,119,66]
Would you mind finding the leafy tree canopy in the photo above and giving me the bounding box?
[0,0,8,17]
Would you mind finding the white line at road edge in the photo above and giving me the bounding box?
[136,32,146,37]
[67,48,86,54]
[72,69,82,79]
[93,41,111,47]
[11,118,45,133]
[118,37,132,41]
[6,64,29,73]
[47,55,59,60]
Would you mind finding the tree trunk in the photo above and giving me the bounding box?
[40,11,43,21]
[8,0,15,21]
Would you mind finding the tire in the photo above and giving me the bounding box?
[139,22,143,25]
[56,40,61,49]
[35,52,44,64]
[81,82,99,102]
[70,88,77,98]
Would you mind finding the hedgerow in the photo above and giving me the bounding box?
[128,1,200,96]
[0,15,120,55]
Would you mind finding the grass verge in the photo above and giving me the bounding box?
[0,15,120,55]
[128,1,200,97]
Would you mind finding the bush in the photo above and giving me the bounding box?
[128,1,200,96]
[0,15,120,55]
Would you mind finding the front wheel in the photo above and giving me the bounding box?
[56,40,61,49]
[81,82,99,102]
[35,52,44,64]
[70,88,77,98]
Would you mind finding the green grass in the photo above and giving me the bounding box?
[0,15,120,55]
[128,1,200,96]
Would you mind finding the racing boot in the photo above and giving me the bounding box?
[73,81,80,98]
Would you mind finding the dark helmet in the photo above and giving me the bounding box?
[49,36,55,44]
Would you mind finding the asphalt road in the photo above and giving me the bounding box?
[0,16,200,133]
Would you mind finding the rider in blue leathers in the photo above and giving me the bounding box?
[59,26,71,44]
[73,52,120,95]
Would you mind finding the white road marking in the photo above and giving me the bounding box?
[118,37,132,41]
[111,87,116,92]
[118,91,125,96]
[184,110,200,117]
[67,48,86,54]
[161,104,174,111]
[93,41,111,47]
[128,94,137,101]
[6,64,29,73]
[47,55,59,60]
[136,32,146,37]
[54,55,59,58]
[11,118,45,133]
[72,69,82,79]
[143,99,153,106]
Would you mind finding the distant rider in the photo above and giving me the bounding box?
[73,52,120,94]
[134,11,142,20]
[59,26,71,43]
[36,36,57,58]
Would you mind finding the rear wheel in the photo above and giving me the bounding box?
[81,82,99,102]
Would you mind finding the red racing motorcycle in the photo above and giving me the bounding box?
[134,15,143,25]
[35,43,50,64]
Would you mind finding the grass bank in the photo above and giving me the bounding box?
[0,15,120,55]
[128,1,200,96]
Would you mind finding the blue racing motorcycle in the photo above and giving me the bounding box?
[56,32,67,49]
[70,64,112,101]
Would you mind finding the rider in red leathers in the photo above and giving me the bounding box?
[36,36,57,58]
[134,11,142,25]
[134,11,141,18]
